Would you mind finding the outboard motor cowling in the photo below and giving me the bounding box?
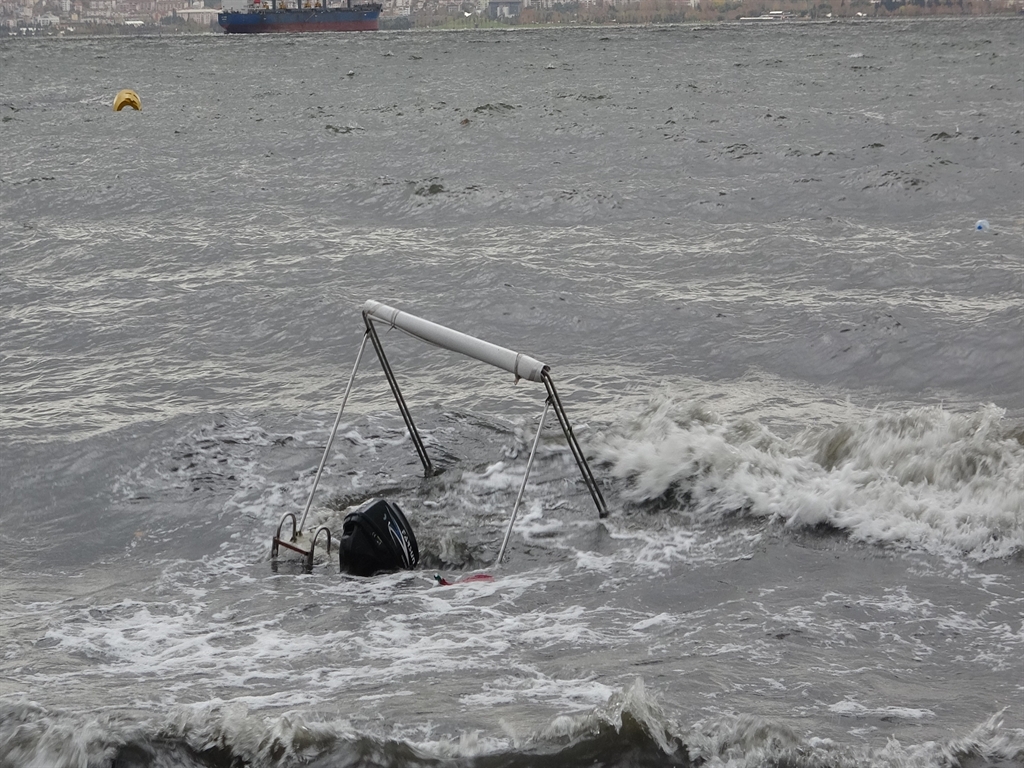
[338,499,419,577]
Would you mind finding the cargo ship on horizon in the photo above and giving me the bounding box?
[218,0,381,33]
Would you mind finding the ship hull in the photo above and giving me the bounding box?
[218,7,380,33]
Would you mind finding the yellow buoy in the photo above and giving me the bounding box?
[113,89,141,112]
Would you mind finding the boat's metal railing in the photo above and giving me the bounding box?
[272,300,607,570]
[270,512,332,572]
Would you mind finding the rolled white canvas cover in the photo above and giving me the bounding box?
[363,300,549,383]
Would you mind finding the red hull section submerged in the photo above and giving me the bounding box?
[218,4,381,33]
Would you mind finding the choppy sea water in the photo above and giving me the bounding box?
[1,18,1022,768]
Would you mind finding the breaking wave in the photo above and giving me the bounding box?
[4,680,1021,768]
[594,396,1024,561]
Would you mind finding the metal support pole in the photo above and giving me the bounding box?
[363,312,434,477]
[495,397,551,565]
[542,371,607,518]
[298,331,370,532]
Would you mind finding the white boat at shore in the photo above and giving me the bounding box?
[739,10,796,20]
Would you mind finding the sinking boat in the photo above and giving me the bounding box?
[271,300,608,572]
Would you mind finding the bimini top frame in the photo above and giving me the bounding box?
[273,300,607,569]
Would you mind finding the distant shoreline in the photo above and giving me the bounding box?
[2,8,1019,38]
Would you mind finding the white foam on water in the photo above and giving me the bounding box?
[595,395,1024,561]
[828,699,934,721]
[33,556,614,715]
[593,520,763,576]
[460,675,617,712]
[573,549,616,572]
[688,709,1024,768]
[460,460,524,493]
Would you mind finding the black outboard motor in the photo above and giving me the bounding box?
[338,499,419,577]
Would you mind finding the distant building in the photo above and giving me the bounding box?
[83,0,116,19]
[174,6,218,22]
[487,0,519,16]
